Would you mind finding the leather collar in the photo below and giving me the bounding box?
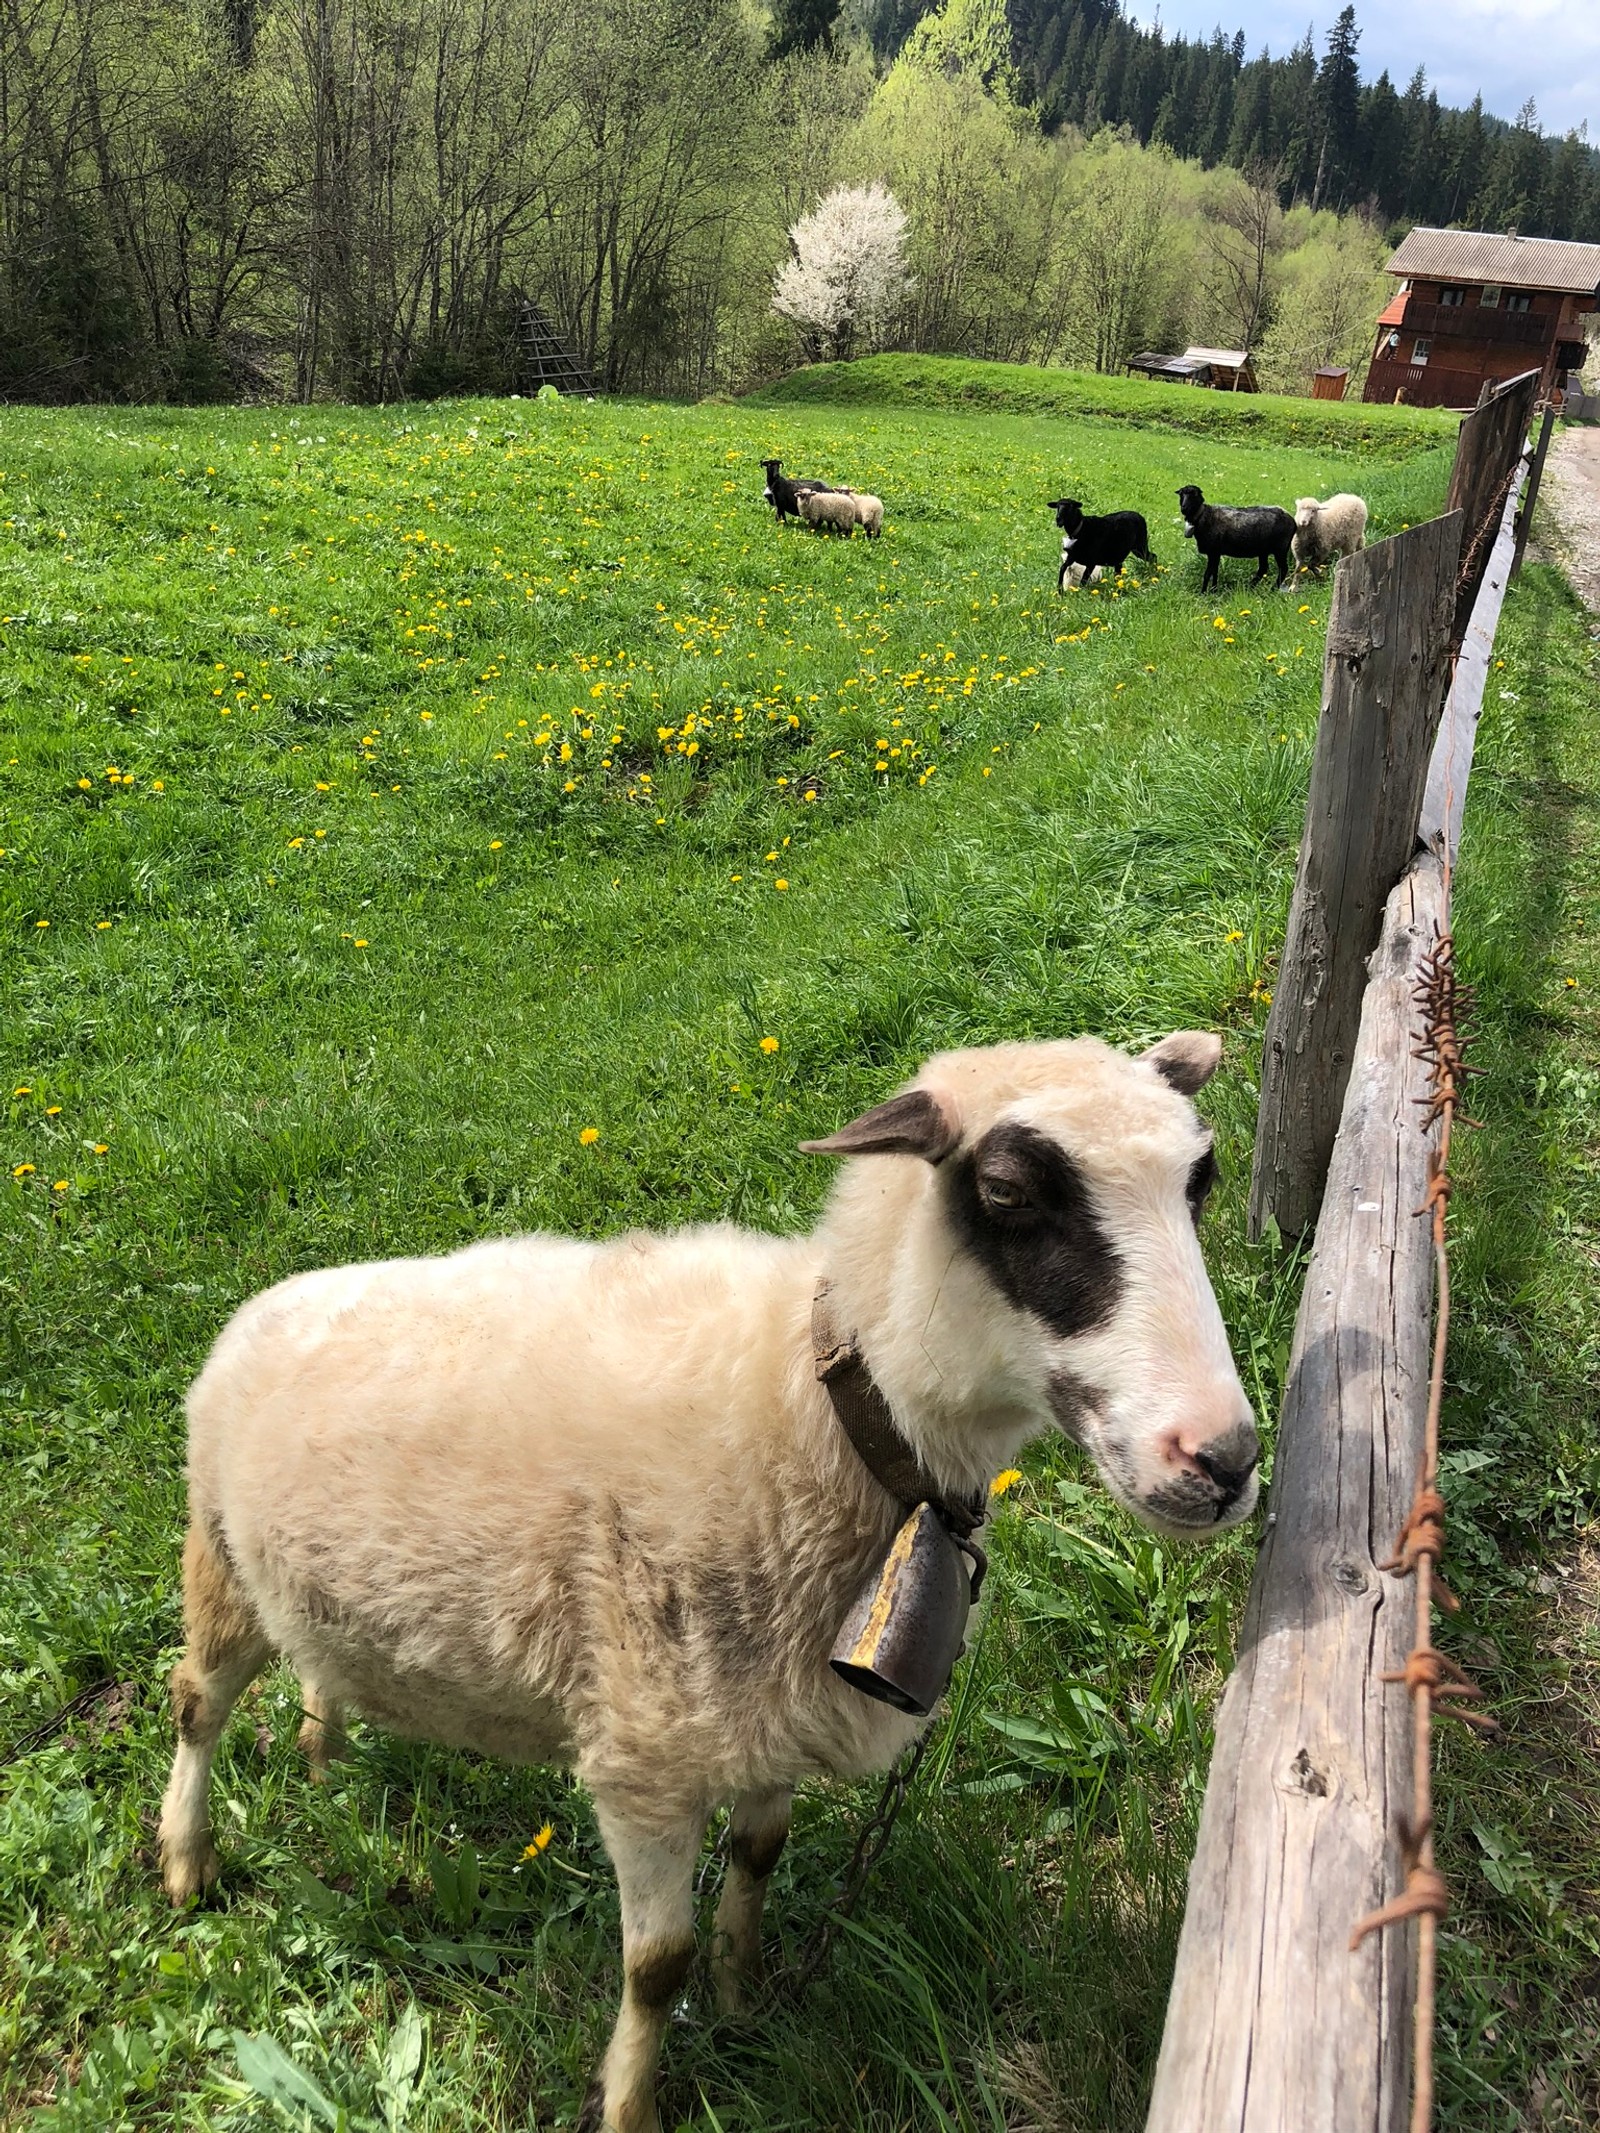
[812,1280,986,1537]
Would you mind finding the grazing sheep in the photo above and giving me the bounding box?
[1177,484,1296,592]
[158,1032,1256,2133]
[1047,498,1157,593]
[845,490,884,539]
[761,458,837,525]
[1293,492,1368,575]
[800,488,859,536]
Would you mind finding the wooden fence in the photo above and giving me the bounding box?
[1146,370,1541,2133]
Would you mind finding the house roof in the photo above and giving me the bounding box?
[1128,352,1211,376]
[1182,345,1252,367]
[1387,227,1600,296]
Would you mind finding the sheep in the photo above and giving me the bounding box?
[1177,484,1296,592]
[844,490,884,539]
[799,488,859,536]
[157,1031,1256,2133]
[760,458,838,525]
[1293,492,1368,576]
[1047,498,1157,593]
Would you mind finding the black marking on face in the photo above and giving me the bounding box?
[946,1122,1123,1339]
[1186,1143,1219,1226]
[1047,1364,1098,1442]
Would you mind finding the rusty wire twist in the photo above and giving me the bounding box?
[1349,923,1496,2133]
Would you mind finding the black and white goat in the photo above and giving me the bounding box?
[761,459,839,526]
[1176,485,1295,592]
[1048,498,1157,592]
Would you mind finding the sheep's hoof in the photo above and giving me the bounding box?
[162,1838,222,1907]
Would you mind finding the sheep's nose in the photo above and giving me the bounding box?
[1163,1418,1261,1504]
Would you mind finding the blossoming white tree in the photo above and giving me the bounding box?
[772,183,912,361]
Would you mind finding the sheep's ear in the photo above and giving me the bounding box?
[1142,1031,1223,1094]
[799,1087,961,1163]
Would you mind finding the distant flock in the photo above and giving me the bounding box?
[761,457,1368,594]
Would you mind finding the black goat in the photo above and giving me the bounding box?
[1177,485,1295,592]
[761,458,838,525]
[1048,498,1156,593]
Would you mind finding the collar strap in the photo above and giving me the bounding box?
[812,1280,985,1537]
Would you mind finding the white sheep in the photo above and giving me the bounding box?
[158,1032,1256,2133]
[799,488,858,535]
[1293,492,1368,574]
[846,491,884,538]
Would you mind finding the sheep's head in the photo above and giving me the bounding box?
[1047,497,1084,532]
[1176,485,1205,522]
[1294,497,1320,528]
[803,1035,1258,1540]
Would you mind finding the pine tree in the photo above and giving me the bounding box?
[1310,7,1361,210]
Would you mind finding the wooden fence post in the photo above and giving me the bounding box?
[1247,517,1460,1243]
[1508,403,1555,584]
[1423,466,1527,864]
[1146,852,1447,2133]
[1446,369,1539,643]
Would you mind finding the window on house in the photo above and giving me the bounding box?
[1480,284,1502,308]
[1439,286,1466,306]
[1412,338,1432,365]
[1505,290,1532,312]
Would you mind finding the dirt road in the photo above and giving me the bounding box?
[1538,423,1600,615]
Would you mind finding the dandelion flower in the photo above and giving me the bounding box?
[52,1180,68,1192]
[45,1105,61,1117]
[774,879,788,891]
[354,939,368,949]
[489,840,503,851]
[35,919,49,929]
[990,1468,1023,1497]
[12,1163,34,1177]
[522,1824,554,1859]
[93,1142,109,1154]
[1225,930,1244,944]
[760,1036,780,1055]
[579,1127,600,1146]
[14,1087,31,1097]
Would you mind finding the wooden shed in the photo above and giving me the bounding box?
[1127,346,1258,391]
[1312,365,1349,401]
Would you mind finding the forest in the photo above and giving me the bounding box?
[1,0,1595,406]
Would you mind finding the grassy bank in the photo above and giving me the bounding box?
[0,385,1591,2129]
[756,353,1461,460]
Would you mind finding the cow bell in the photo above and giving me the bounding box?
[829,1502,983,1717]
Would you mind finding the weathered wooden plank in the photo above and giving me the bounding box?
[1147,852,1447,2133]
[1509,404,1555,583]
[1420,463,1526,866]
[1248,517,1460,1243]
[1446,370,1538,644]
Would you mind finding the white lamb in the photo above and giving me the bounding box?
[158,1032,1257,2133]
[846,491,884,538]
[799,488,858,535]
[1293,492,1368,574]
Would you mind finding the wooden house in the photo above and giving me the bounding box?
[1363,227,1600,410]
[1126,345,1258,391]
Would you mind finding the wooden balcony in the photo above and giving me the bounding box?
[1398,297,1555,346]
[1363,356,1499,409]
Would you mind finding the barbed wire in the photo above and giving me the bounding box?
[1349,919,1496,2133]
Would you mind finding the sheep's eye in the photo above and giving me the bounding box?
[981,1177,1029,1210]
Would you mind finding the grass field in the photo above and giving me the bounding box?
[1,370,1596,2130]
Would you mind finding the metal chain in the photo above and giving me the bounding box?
[774,1726,936,2001]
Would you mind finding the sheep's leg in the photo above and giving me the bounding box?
[159,1523,270,1904]
[712,1786,791,2014]
[583,1804,706,2133]
[297,1684,347,1781]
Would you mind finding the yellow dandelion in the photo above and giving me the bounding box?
[489,840,503,851]
[354,939,368,949]
[774,878,789,891]
[45,1105,61,1117]
[990,1468,1023,1497]
[35,919,49,929]
[522,1824,554,1859]
[579,1127,600,1146]
[52,1180,68,1193]
[12,1163,34,1177]
[14,1087,31,1096]
[1225,930,1244,943]
[93,1142,109,1154]
[760,1036,780,1055]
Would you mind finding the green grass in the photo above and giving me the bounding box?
[0,369,1593,2129]
[757,353,1462,459]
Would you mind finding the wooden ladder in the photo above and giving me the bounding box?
[515,302,598,395]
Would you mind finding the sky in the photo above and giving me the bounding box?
[1122,1,1598,140]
